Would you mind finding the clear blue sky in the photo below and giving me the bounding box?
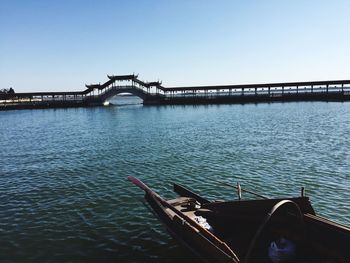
[1,0,350,92]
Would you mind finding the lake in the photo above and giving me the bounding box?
[0,97,349,262]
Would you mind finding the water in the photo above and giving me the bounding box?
[0,97,349,263]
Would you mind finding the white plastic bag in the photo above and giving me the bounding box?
[194,216,214,233]
[268,237,296,263]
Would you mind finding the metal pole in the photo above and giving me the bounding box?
[237,182,242,200]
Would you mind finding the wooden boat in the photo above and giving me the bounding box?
[128,176,350,263]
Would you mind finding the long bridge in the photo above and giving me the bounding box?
[1,74,350,110]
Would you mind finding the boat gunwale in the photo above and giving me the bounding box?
[145,192,240,263]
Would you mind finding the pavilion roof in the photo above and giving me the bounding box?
[107,74,138,81]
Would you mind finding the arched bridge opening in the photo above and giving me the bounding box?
[100,87,149,101]
[102,88,146,106]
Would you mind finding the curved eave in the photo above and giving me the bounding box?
[107,74,138,81]
[147,81,162,87]
[85,84,101,89]
[144,82,166,91]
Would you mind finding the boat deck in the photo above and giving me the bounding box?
[166,197,199,220]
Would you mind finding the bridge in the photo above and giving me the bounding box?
[1,74,350,110]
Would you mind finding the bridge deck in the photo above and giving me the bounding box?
[1,75,350,110]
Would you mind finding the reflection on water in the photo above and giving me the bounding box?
[0,100,349,262]
[109,95,143,106]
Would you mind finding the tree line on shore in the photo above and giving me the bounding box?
[0,88,15,94]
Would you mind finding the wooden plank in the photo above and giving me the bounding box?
[173,183,211,204]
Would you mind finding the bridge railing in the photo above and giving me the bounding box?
[163,85,350,99]
[0,92,87,105]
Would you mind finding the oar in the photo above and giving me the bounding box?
[128,175,155,195]
[213,180,268,199]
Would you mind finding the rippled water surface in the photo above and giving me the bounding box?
[1,97,349,263]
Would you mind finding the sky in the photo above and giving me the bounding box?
[1,0,350,92]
